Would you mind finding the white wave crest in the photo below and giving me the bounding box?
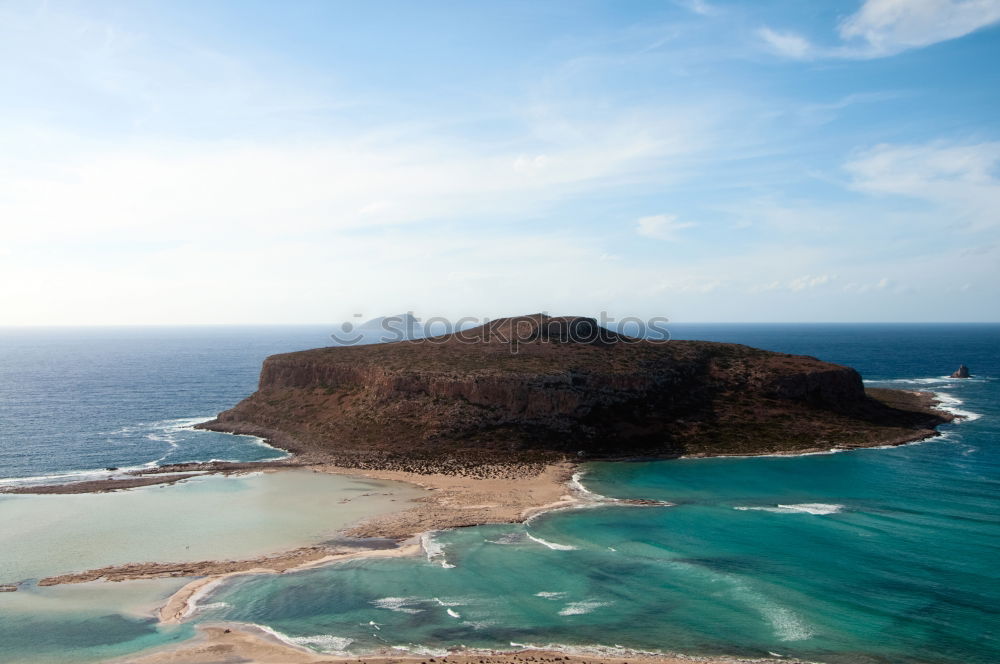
[180,577,227,619]
[558,600,611,616]
[421,532,456,568]
[252,624,354,655]
[526,533,578,551]
[371,597,424,614]
[433,597,468,607]
[735,503,843,515]
[932,391,982,421]
[864,377,956,386]
[0,464,160,488]
[569,471,602,498]
[388,644,451,657]
[447,608,461,619]
[534,591,567,600]
[508,642,669,659]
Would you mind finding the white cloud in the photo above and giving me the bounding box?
[788,274,837,291]
[635,214,698,240]
[761,0,1000,60]
[758,27,814,59]
[844,141,1000,230]
[839,0,1000,56]
[0,112,706,247]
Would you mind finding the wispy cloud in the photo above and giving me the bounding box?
[845,140,1000,231]
[758,27,814,59]
[760,0,1000,60]
[635,214,698,240]
[839,0,1000,56]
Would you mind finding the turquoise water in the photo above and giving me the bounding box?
[196,326,999,664]
[0,325,997,663]
[0,579,196,664]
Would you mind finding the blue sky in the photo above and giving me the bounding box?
[1,0,998,324]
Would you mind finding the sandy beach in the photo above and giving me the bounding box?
[314,461,579,539]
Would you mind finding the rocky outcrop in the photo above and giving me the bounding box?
[200,314,952,473]
[951,365,971,378]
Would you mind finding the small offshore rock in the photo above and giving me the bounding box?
[950,364,971,378]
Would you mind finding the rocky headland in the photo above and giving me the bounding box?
[198,314,952,474]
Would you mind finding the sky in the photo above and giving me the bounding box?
[1,0,999,325]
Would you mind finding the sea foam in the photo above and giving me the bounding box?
[371,597,425,614]
[252,624,354,655]
[557,600,611,616]
[421,532,456,568]
[932,391,982,421]
[734,503,844,515]
[526,533,578,551]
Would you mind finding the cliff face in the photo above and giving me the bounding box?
[201,314,950,472]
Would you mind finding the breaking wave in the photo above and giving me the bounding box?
[526,533,578,551]
[370,597,425,614]
[252,624,354,655]
[932,391,982,421]
[421,532,456,568]
[734,503,844,515]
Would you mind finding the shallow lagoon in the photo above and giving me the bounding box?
[0,469,425,583]
[0,468,425,663]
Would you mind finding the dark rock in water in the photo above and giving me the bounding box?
[198,313,954,472]
[950,365,971,378]
[105,467,119,471]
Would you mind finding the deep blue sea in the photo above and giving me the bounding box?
[0,324,997,663]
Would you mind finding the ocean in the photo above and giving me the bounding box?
[0,324,997,663]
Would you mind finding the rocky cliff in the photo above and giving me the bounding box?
[200,314,951,474]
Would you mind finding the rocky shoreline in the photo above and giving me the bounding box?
[198,315,954,472]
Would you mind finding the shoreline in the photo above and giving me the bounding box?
[0,386,954,496]
[8,388,965,663]
[123,622,806,664]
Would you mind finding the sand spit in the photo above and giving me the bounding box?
[0,473,206,494]
[158,542,423,624]
[38,545,349,587]
[31,461,579,613]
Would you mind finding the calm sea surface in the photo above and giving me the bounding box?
[0,324,997,663]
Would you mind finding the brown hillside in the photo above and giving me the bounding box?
[199,314,951,475]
